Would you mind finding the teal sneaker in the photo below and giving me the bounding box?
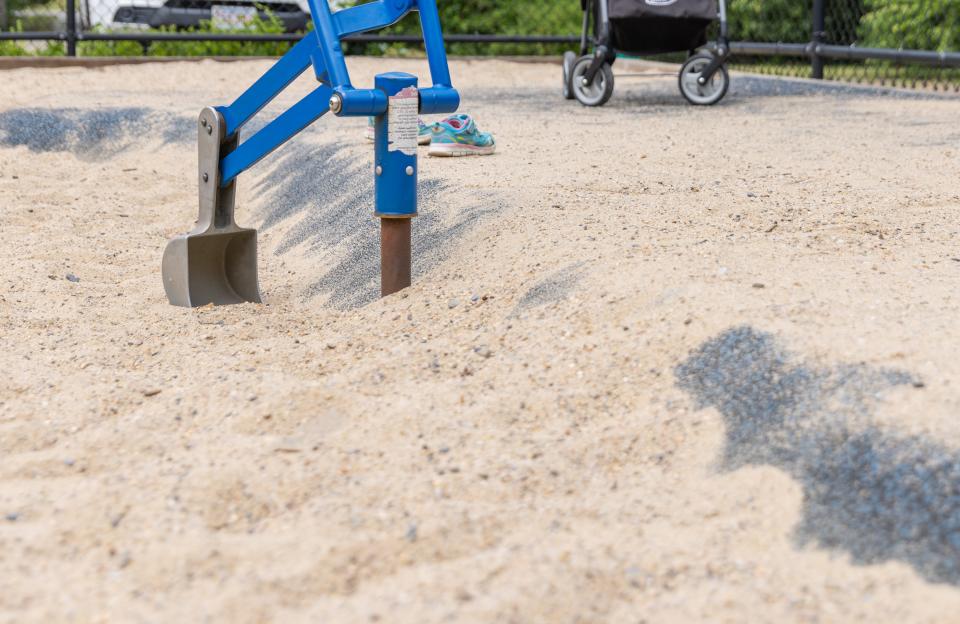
[365,116,433,145]
[427,114,496,157]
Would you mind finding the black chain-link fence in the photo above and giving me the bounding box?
[1,0,958,91]
[722,0,960,91]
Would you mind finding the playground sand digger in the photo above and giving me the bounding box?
[2,57,960,622]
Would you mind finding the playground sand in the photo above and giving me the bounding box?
[1,58,960,622]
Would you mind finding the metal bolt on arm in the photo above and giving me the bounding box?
[161,0,460,307]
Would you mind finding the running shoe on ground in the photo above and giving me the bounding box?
[365,116,434,145]
[427,114,496,157]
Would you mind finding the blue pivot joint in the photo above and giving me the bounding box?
[164,0,461,306]
[374,72,419,219]
[215,0,460,187]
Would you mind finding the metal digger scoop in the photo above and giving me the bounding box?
[162,107,261,307]
[161,0,459,307]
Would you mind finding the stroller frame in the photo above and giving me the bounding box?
[572,0,731,105]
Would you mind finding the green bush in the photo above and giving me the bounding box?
[147,13,292,56]
[77,33,144,57]
[0,5,294,57]
[859,0,960,51]
[727,0,810,43]
[6,0,63,31]
[4,0,957,61]
[0,21,28,55]
[74,9,293,57]
[0,39,29,55]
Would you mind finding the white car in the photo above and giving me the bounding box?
[86,0,311,32]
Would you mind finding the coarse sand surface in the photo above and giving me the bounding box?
[1,57,960,622]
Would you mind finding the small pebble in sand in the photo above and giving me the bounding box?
[65,273,80,283]
[275,437,306,453]
[448,299,459,309]
[5,512,19,522]
[752,283,765,289]
[405,523,418,542]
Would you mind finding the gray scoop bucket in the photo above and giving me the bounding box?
[162,107,261,307]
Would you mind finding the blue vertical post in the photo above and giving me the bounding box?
[374,72,419,296]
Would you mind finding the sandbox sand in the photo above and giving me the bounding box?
[1,57,959,622]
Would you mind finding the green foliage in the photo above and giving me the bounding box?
[342,0,581,56]
[3,0,958,64]
[859,0,960,52]
[0,38,29,55]
[73,9,292,57]
[5,0,65,31]
[0,21,28,55]
[726,0,957,51]
[38,39,64,54]
[726,0,809,43]
[146,11,292,56]
[1,6,294,57]
[77,33,144,56]
[8,0,55,11]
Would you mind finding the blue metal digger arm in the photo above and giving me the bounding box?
[217,0,459,187]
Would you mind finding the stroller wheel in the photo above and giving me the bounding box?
[562,51,576,100]
[571,56,614,107]
[679,54,729,105]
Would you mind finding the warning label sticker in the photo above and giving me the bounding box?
[388,86,419,156]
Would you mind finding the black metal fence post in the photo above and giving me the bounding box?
[811,0,826,79]
[65,0,77,56]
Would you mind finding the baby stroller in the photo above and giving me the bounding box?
[563,0,731,106]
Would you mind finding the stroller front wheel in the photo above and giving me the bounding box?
[679,54,729,105]
[571,56,615,107]
[562,51,576,100]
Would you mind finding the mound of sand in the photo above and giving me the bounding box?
[1,57,959,622]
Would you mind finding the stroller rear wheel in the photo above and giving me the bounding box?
[562,51,576,100]
[678,54,729,106]
[571,56,615,107]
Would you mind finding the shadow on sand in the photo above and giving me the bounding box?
[675,326,960,585]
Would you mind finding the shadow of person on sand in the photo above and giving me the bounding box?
[251,139,498,309]
[675,326,960,585]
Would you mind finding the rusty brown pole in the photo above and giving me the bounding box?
[380,217,411,297]
[372,72,419,298]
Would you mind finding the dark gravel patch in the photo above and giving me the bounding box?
[0,106,280,157]
[251,138,499,309]
[0,107,193,157]
[675,326,960,585]
[466,71,955,114]
[511,261,587,316]
[728,74,958,100]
